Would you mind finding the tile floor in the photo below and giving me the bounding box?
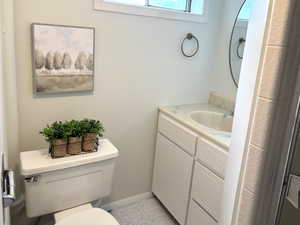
[111,198,178,225]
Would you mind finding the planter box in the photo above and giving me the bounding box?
[50,139,67,158]
[67,137,82,155]
[82,133,98,152]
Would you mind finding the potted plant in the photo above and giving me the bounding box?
[81,119,104,152]
[40,121,68,158]
[65,120,83,155]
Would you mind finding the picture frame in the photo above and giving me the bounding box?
[31,23,95,95]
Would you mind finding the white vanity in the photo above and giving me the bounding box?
[152,97,233,225]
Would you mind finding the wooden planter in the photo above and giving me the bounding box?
[50,139,67,158]
[67,137,82,155]
[82,133,98,152]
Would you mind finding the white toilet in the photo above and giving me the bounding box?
[20,139,120,225]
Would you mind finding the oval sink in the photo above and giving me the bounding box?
[190,111,233,133]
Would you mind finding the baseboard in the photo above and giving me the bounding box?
[101,192,153,211]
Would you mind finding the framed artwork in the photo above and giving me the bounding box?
[31,23,95,94]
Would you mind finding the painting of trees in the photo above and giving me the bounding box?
[35,49,45,69]
[32,24,94,94]
[45,51,54,70]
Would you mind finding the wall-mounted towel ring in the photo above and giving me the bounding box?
[236,37,245,59]
[181,33,199,58]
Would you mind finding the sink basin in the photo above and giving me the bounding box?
[190,111,233,132]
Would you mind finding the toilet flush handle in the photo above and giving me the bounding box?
[25,175,40,183]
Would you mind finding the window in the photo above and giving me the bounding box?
[94,0,207,23]
[105,0,145,6]
[149,0,187,11]
[238,0,253,20]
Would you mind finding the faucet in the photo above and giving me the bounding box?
[224,109,234,118]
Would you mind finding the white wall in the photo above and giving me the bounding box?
[13,0,224,202]
[0,0,7,224]
[2,0,19,179]
[1,0,17,224]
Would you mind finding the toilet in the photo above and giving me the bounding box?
[20,139,120,225]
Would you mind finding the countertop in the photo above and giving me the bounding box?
[159,103,231,149]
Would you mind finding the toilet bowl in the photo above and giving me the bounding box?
[55,208,119,225]
[20,139,120,224]
[54,204,119,225]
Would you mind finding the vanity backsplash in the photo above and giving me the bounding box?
[208,92,235,113]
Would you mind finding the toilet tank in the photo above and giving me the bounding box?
[20,139,119,218]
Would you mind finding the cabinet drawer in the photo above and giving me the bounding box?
[187,200,217,225]
[191,162,224,221]
[152,133,193,225]
[158,113,197,156]
[197,138,228,179]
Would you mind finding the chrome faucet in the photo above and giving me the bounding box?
[224,109,234,118]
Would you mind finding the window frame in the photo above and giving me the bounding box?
[94,0,209,23]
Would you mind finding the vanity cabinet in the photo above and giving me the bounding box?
[152,112,228,225]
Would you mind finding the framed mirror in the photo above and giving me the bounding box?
[229,0,253,87]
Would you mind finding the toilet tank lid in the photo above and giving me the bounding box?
[20,139,119,176]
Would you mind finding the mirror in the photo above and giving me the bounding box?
[229,0,253,87]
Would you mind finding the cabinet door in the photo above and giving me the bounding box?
[187,200,217,225]
[152,134,193,225]
[191,162,224,221]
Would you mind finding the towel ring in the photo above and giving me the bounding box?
[236,38,245,59]
[181,33,199,58]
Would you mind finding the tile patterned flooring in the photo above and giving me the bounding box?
[111,198,179,225]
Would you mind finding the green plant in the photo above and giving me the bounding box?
[65,120,83,137]
[40,119,105,143]
[40,121,68,143]
[80,119,105,137]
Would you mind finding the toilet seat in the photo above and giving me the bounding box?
[55,208,120,225]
